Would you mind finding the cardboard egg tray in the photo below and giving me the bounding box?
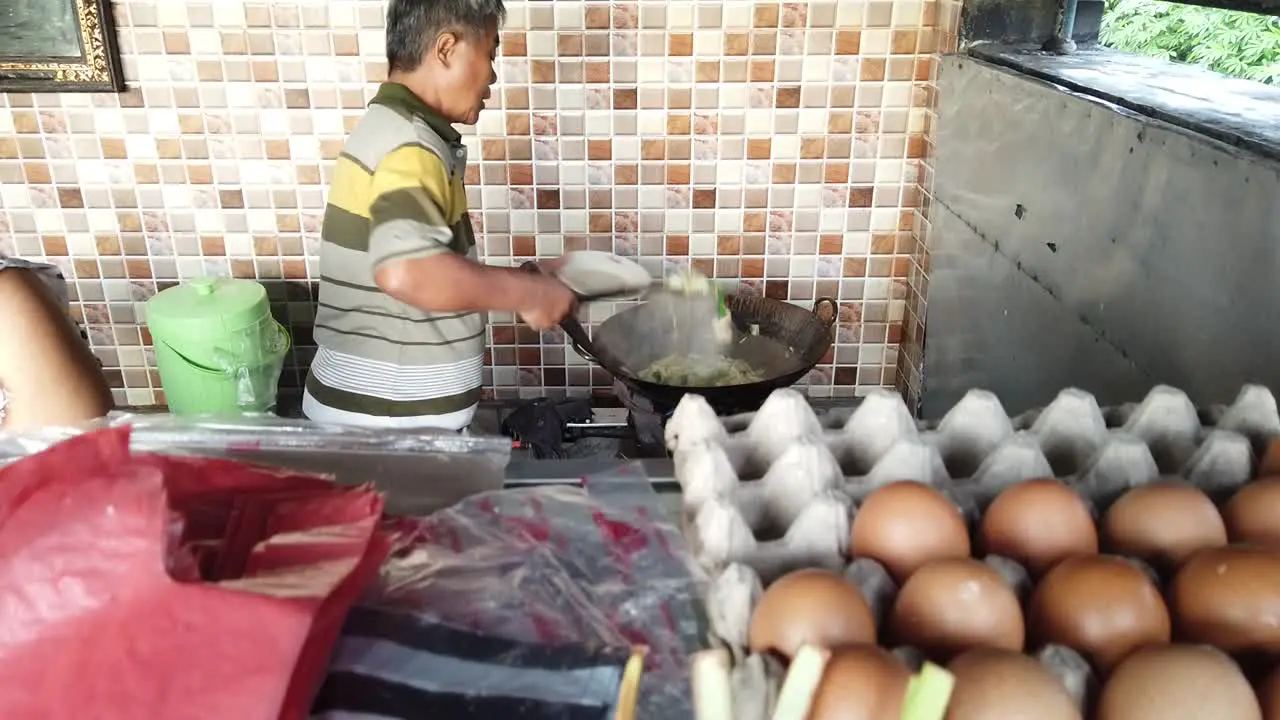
[670,384,1280,573]
[670,384,1280,580]
[671,383,1280,716]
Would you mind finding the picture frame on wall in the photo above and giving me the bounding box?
[0,0,125,92]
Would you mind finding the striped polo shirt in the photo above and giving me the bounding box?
[306,82,483,421]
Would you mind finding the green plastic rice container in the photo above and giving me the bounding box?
[146,277,290,416]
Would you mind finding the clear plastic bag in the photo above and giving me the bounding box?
[332,462,706,719]
[0,412,513,517]
[210,316,292,411]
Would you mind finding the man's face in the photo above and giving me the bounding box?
[437,23,498,125]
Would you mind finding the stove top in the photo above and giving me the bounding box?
[472,387,864,491]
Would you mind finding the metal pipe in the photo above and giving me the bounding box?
[1043,0,1081,54]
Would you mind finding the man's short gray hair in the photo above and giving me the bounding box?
[386,0,507,72]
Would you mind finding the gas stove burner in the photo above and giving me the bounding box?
[613,380,669,457]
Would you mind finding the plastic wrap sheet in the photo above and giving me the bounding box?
[320,462,707,719]
[211,316,292,411]
[0,412,513,516]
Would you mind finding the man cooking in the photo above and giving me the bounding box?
[303,0,575,431]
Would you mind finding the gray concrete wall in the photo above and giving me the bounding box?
[921,56,1280,418]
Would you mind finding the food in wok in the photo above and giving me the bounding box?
[638,354,763,387]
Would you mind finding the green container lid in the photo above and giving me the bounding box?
[147,277,273,365]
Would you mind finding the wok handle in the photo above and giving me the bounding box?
[813,297,839,329]
[520,261,606,366]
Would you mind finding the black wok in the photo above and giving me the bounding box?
[560,293,838,416]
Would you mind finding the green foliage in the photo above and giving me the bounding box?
[1101,0,1280,84]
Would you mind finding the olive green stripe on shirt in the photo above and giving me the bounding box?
[319,274,382,293]
[452,216,477,253]
[369,82,463,144]
[370,186,450,228]
[321,204,373,252]
[338,151,374,175]
[306,373,481,417]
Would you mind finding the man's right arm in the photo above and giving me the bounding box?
[375,252,574,325]
[362,146,575,329]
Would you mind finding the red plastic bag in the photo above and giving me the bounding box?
[0,426,390,720]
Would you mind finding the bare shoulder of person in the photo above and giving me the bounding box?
[0,267,113,431]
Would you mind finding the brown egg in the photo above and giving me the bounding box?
[851,481,971,582]
[1261,440,1280,477]
[810,644,911,720]
[1224,478,1280,547]
[980,478,1098,575]
[1171,546,1280,653]
[1028,555,1171,673]
[1103,480,1228,568]
[890,558,1025,660]
[1259,665,1280,720]
[748,568,876,659]
[1097,645,1262,720]
[946,648,1082,720]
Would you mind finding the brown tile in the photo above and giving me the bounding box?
[24,163,51,183]
[749,59,775,82]
[665,235,690,255]
[57,188,84,208]
[200,236,226,256]
[502,32,527,56]
[530,60,556,82]
[163,31,190,54]
[558,32,583,55]
[536,189,561,209]
[11,111,38,133]
[775,86,800,108]
[219,190,245,209]
[753,3,780,27]
[871,233,896,254]
[843,257,869,277]
[849,187,875,208]
[41,236,68,256]
[613,87,636,109]
[907,134,928,159]
[725,33,749,56]
[507,164,534,185]
[892,29,919,54]
[505,113,532,135]
[332,33,359,55]
[824,163,850,183]
[835,31,861,54]
[669,33,693,56]
[504,87,530,109]
[587,140,612,160]
[585,4,611,28]
[860,58,887,81]
[747,139,772,159]
[666,114,691,135]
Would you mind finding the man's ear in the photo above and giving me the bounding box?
[433,31,459,67]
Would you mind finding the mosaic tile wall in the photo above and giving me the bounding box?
[0,0,959,408]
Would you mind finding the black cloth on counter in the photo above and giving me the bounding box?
[500,398,594,459]
[312,606,630,720]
